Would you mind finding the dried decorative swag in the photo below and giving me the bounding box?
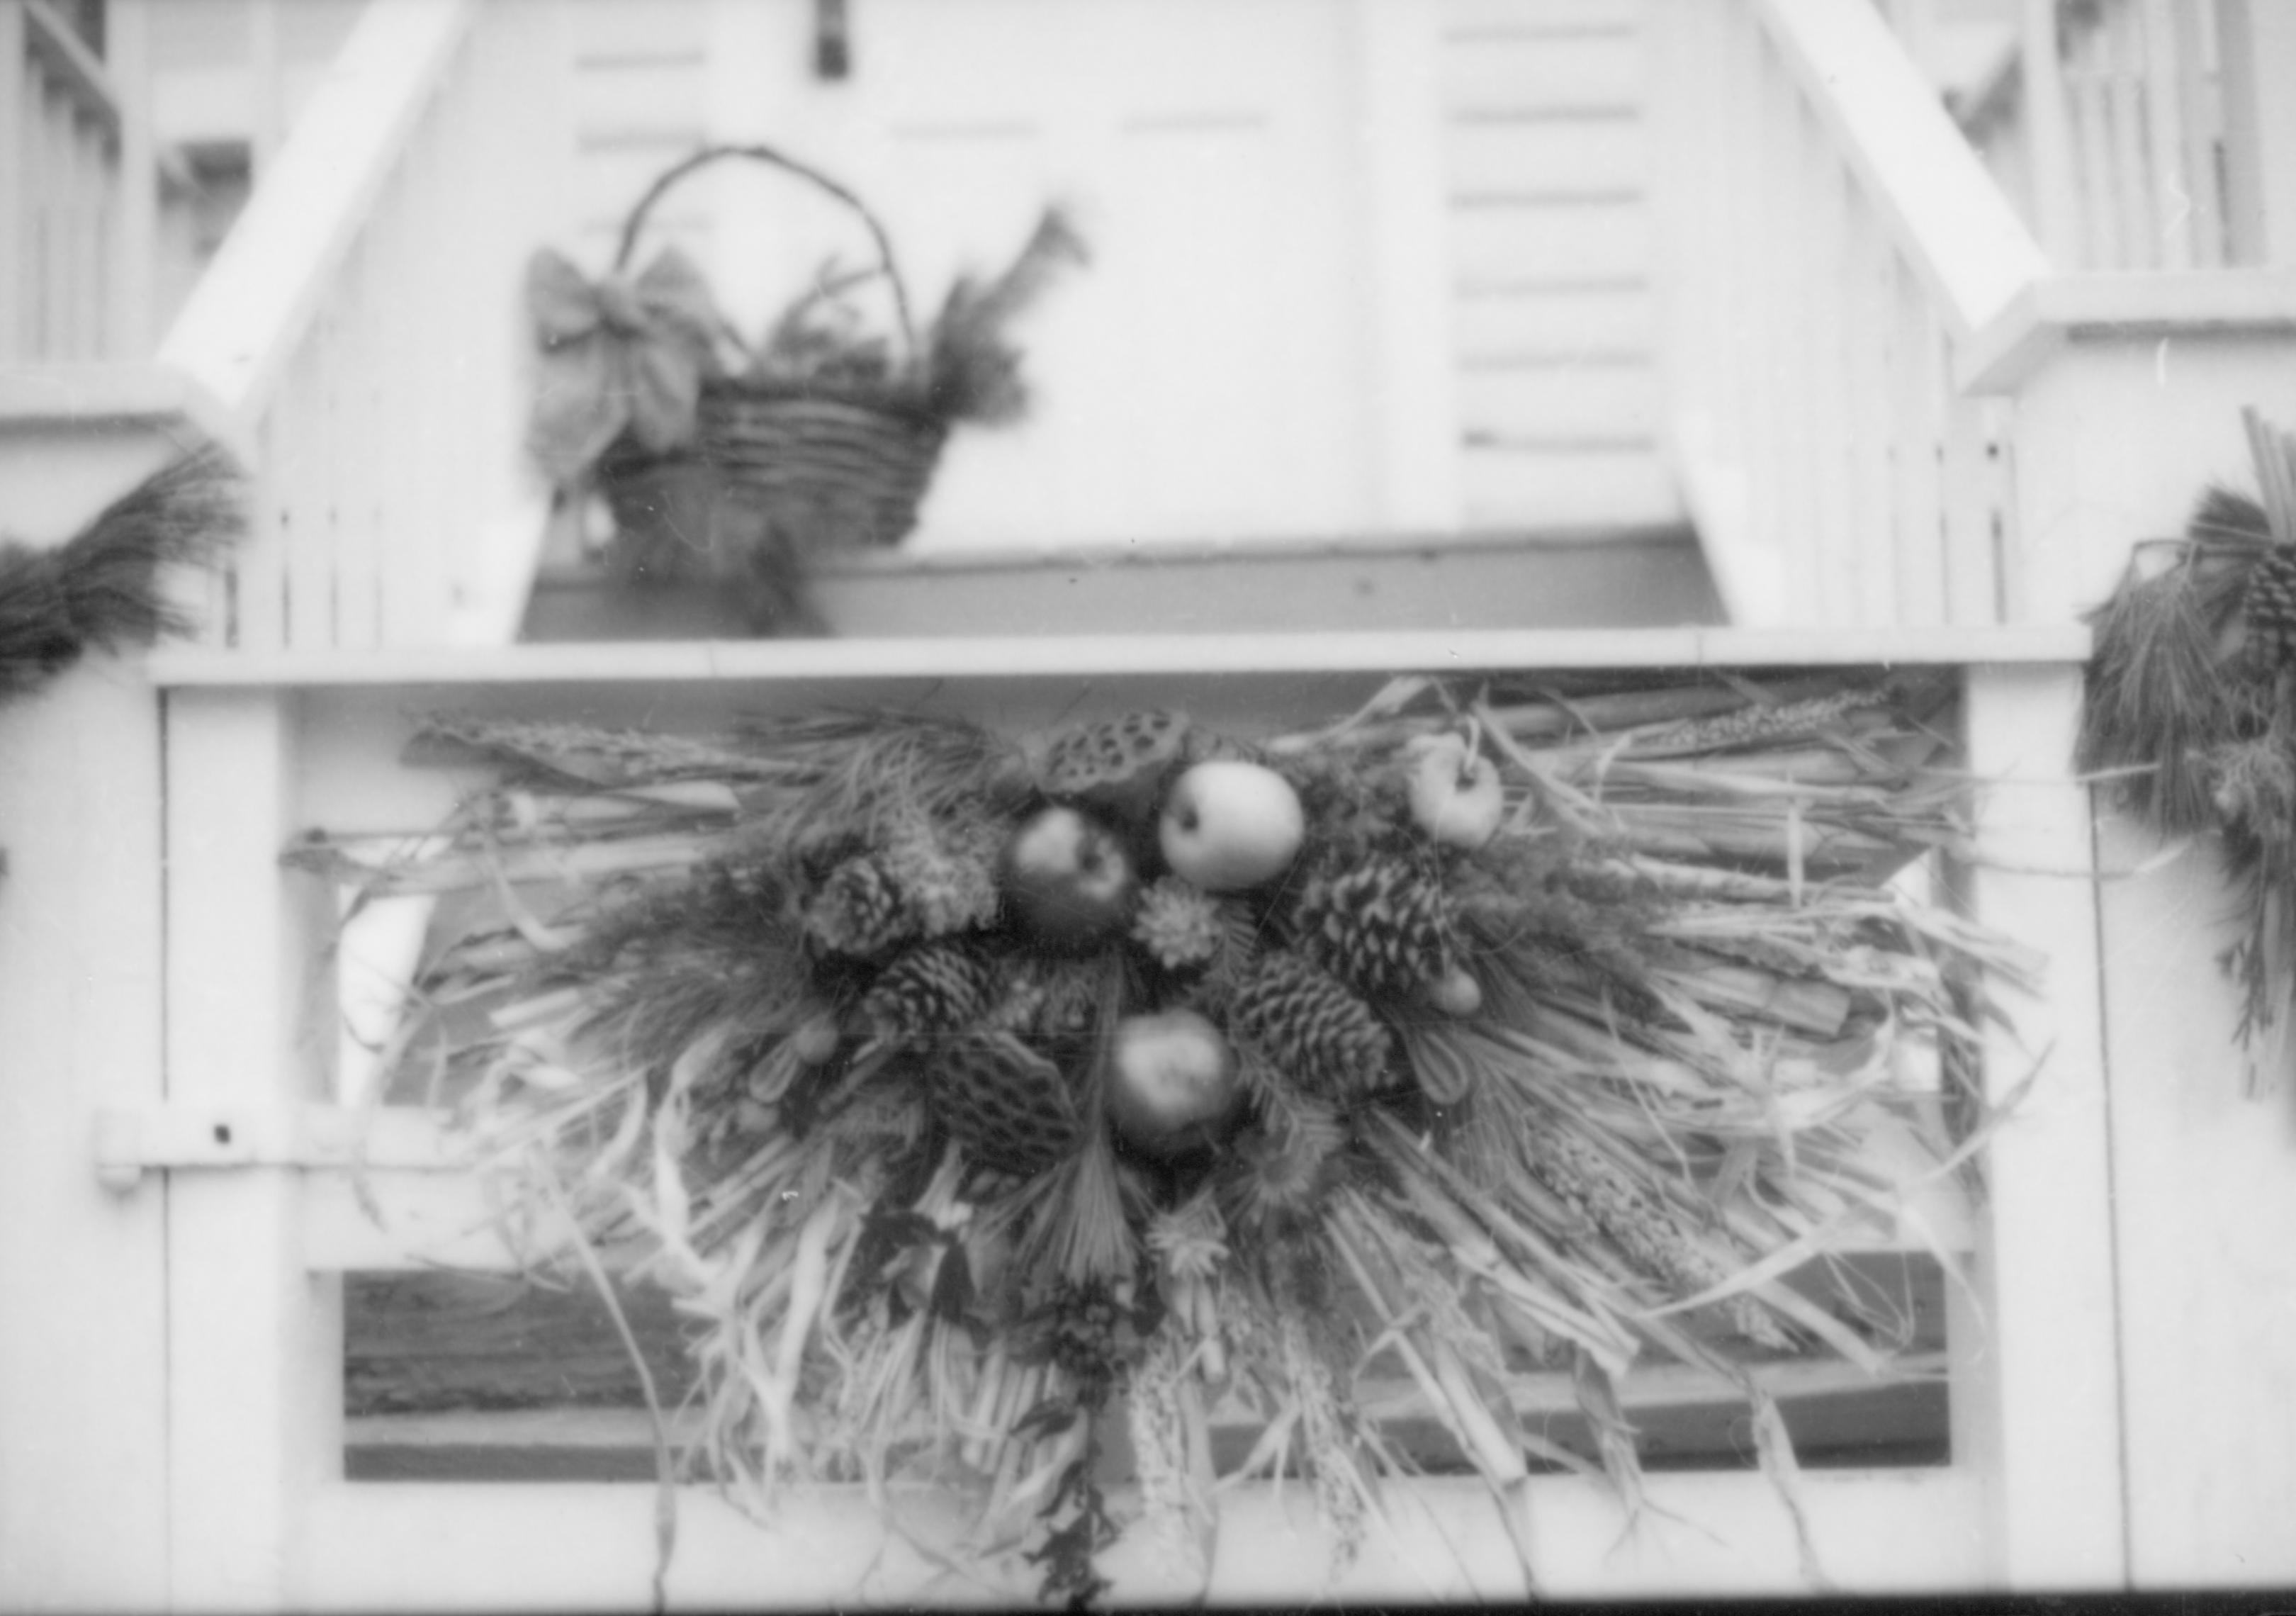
[310,670,2030,1603]
[2079,410,2296,1070]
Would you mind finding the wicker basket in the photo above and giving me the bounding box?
[597,144,945,629]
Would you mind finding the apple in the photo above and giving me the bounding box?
[790,1010,843,1064]
[1106,1009,1239,1159]
[1157,761,1305,892]
[1404,733,1505,851]
[1426,965,1483,1018]
[1000,804,1137,950]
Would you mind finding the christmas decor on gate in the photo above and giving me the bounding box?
[524,142,1085,635]
[2079,409,2296,1070]
[305,668,2033,1603]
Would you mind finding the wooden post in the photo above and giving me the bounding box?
[0,409,203,1611]
[106,0,157,358]
[0,3,26,364]
[1953,662,2127,1589]
[164,684,342,1612]
[1983,311,2296,1584]
[2020,0,2079,266]
[2218,0,2296,266]
[1980,303,2296,623]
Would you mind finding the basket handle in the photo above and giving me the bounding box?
[613,142,918,357]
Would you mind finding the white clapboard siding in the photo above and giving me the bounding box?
[1442,28,1644,110]
[1458,439,1677,527]
[1444,0,1642,36]
[1448,120,1645,198]
[1455,281,1653,356]
[1452,198,1651,286]
[563,0,709,265]
[1439,0,1682,533]
[1458,359,1655,443]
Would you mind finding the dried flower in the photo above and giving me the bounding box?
[1132,877,1224,970]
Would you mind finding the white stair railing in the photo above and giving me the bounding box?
[156,0,569,652]
[1650,0,2051,629]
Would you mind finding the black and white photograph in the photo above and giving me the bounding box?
[3,0,2295,1607]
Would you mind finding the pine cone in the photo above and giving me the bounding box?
[1292,850,1458,999]
[2247,546,2296,669]
[877,811,1003,938]
[805,854,911,958]
[925,1029,1081,1178]
[1228,950,1393,1100]
[860,938,1001,1046]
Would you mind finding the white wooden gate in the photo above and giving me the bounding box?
[86,620,2131,1609]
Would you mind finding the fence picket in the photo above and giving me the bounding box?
[164,690,344,1610]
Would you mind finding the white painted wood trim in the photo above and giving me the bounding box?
[2219,0,2296,266]
[0,359,242,453]
[106,1,159,361]
[1952,663,2127,1588]
[1671,408,1782,624]
[22,0,119,132]
[0,660,171,1610]
[163,688,346,1612]
[2092,810,2296,1584]
[147,624,2093,689]
[154,0,472,429]
[1347,0,1462,530]
[1958,267,2296,393]
[296,1469,1985,1607]
[2020,0,2080,265]
[1756,0,2049,336]
[94,1103,467,1188]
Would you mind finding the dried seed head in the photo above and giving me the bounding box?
[1132,876,1225,970]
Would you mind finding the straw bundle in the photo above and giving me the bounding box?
[315,666,2035,1603]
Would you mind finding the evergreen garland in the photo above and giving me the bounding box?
[0,449,242,705]
[0,449,243,881]
[2078,409,2296,1067]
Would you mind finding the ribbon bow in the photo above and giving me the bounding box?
[524,247,728,486]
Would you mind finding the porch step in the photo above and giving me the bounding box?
[517,524,1723,641]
